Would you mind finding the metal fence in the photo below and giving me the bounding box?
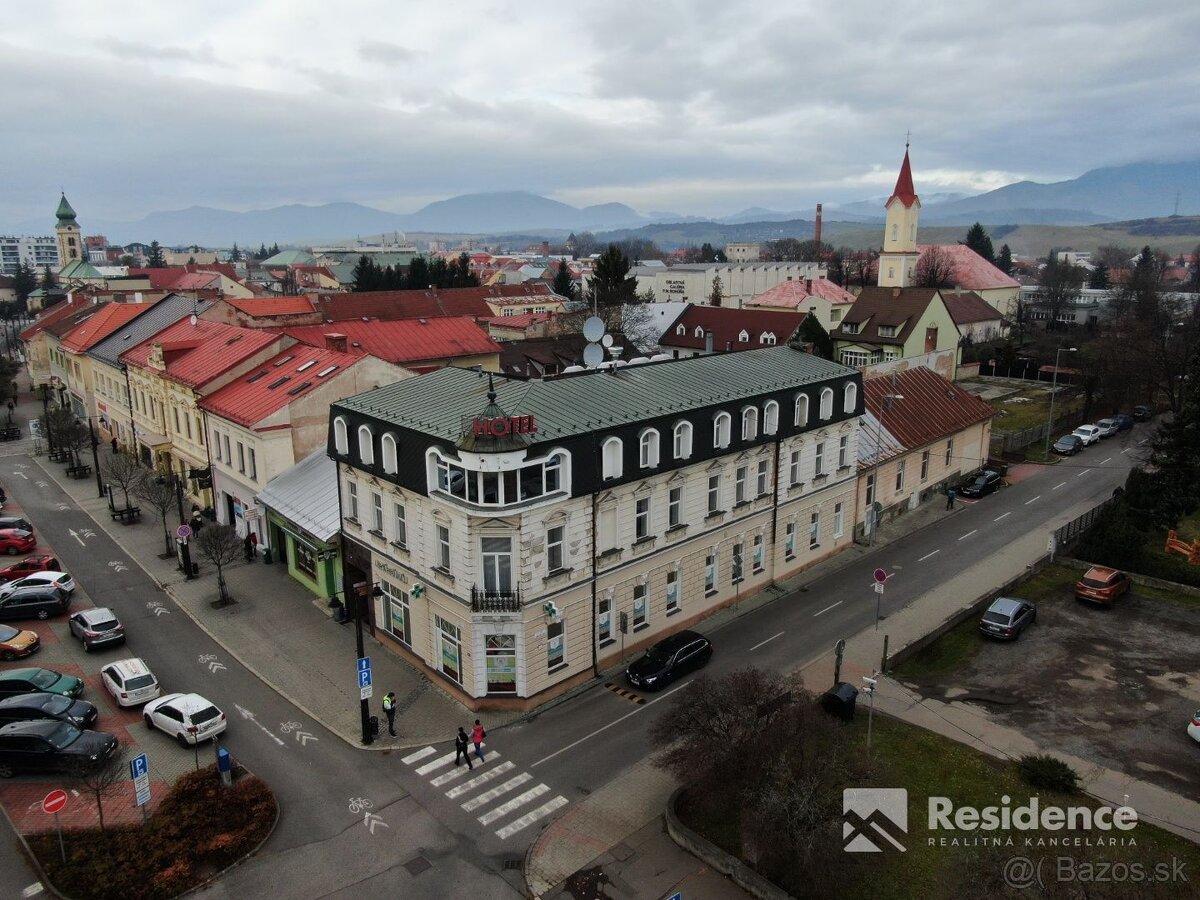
[1053,494,1121,550]
[989,411,1082,455]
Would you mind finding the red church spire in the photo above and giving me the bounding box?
[888,148,918,209]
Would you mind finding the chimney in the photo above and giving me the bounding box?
[814,203,823,246]
[705,330,714,354]
[805,278,812,293]
[134,291,143,304]
[324,332,348,353]
[541,241,550,256]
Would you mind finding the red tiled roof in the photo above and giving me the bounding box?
[284,317,500,365]
[19,296,95,342]
[920,245,1020,291]
[127,268,188,290]
[940,290,1003,325]
[748,279,856,309]
[314,283,560,323]
[228,297,317,317]
[198,345,362,427]
[59,302,154,353]
[887,149,919,209]
[659,306,805,351]
[864,367,994,451]
[170,272,219,291]
[120,319,283,388]
[484,312,553,329]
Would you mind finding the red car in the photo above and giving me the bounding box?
[0,556,58,582]
[0,530,36,556]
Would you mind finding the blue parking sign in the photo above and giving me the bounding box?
[357,656,371,673]
[130,752,148,780]
[359,668,372,688]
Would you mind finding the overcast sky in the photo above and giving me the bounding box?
[3,0,1198,227]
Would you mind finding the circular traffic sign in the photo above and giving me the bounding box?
[42,789,68,814]
[176,524,193,540]
[873,567,888,585]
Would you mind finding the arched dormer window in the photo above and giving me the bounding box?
[713,412,731,449]
[763,400,779,435]
[694,326,705,338]
[760,332,776,345]
[333,416,348,454]
[843,382,858,414]
[381,433,398,474]
[819,387,834,420]
[741,406,758,441]
[676,324,686,335]
[672,420,693,459]
[738,329,749,343]
[639,428,660,468]
[602,437,623,480]
[357,425,374,463]
[794,394,809,427]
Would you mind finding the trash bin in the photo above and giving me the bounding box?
[263,547,272,564]
[820,681,859,721]
[368,715,380,738]
[191,562,199,576]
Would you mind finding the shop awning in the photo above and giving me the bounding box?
[256,449,339,544]
[136,430,171,447]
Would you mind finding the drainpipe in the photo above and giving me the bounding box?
[590,436,601,678]
[770,423,781,583]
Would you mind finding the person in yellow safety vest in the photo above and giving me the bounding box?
[382,692,396,737]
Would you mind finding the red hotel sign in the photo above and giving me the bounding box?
[473,415,538,437]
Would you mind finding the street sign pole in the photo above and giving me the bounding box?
[873,567,888,631]
[357,654,374,744]
[42,789,68,861]
[55,811,65,862]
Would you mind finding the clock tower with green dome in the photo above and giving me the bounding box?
[54,192,82,269]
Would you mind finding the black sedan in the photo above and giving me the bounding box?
[0,720,118,777]
[626,630,712,691]
[959,469,1003,498]
[0,692,98,729]
[1052,434,1083,456]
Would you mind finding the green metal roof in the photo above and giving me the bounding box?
[55,193,77,222]
[262,249,316,267]
[337,346,857,443]
[58,259,102,279]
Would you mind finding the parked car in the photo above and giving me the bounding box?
[1052,434,1083,456]
[1075,566,1131,605]
[979,597,1037,640]
[0,556,58,582]
[0,571,75,599]
[1095,418,1119,438]
[143,693,227,747]
[0,586,69,621]
[1072,425,1102,446]
[0,517,32,533]
[1114,414,1135,431]
[100,658,160,707]
[1188,710,1200,745]
[0,720,118,778]
[960,469,1003,498]
[625,630,713,690]
[68,608,125,652]
[0,529,35,556]
[0,623,39,661]
[0,667,83,699]
[1132,405,1153,421]
[0,693,97,729]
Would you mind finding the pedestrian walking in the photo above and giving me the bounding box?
[454,727,473,769]
[470,719,486,763]
[382,692,397,737]
[946,487,956,510]
[110,437,118,453]
[249,530,259,557]
[243,533,255,562]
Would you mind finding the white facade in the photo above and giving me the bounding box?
[626,262,826,308]
[0,236,59,274]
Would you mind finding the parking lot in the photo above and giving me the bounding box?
[894,563,1200,800]
[0,496,210,833]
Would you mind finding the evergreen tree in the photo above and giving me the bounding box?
[187,256,196,265]
[257,243,268,260]
[1140,347,1200,526]
[586,244,638,317]
[709,275,724,307]
[406,256,429,290]
[1089,262,1109,290]
[229,243,242,262]
[351,255,378,292]
[963,222,995,263]
[427,256,448,288]
[269,243,280,257]
[146,240,166,268]
[700,243,718,263]
[552,260,575,299]
[1123,246,1163,320]
[996,244,1014,275]
[12,261,37,308]
[792,313,835,360]
[40,265,57,292]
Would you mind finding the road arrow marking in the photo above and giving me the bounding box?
[297,731,317,747]
[199,654,227,674]
[146,601,170,616]
[363,812,388,834]
[56,503,70,511]
[108,561,129,572]
[35,480,48,488]
[69,529,86,546]
[11,472,27,480]
[234,704,286,746]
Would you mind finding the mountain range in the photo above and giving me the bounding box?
[32,159,1200,246]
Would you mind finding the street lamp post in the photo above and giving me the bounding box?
[1043,347,1078,458]
[38,384,53,453]
[340,582,384,745]
[86,418,104,499]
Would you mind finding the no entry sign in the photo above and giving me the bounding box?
[42,789,68,814]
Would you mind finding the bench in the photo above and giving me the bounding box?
[0,427,20,442]
[48,449,72,463]
[66,464,92,479]
[110,506,141,523]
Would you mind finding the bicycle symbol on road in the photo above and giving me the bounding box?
[280,721,301,734]
[348,797,373,814]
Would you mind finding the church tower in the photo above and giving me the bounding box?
[877,147,921,287]
[54,193,82,269]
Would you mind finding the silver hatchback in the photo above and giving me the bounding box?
[979,597,1036,641]
[68,608,126,652]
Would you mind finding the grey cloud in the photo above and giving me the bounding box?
[359,40,417,63]
[102,37,218,65]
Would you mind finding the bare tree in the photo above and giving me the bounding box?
[1094,243,1135,271]
[914,245,956,289]
[71,753,126,831]
[1036,256,1085,328]
[102,452,146,510]
[45,408,88,464]
[195,524,241,606]
[135,476,180,557]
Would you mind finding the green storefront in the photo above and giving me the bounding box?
[256,450,342,600]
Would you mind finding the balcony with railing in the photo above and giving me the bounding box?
[470,584,522,613]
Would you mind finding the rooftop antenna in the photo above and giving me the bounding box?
[905,129,911,150]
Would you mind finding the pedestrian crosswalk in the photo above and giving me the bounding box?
[401,744,568,839]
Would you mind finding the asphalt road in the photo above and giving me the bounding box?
[0,430,1146,899]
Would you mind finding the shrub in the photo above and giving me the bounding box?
[1017,754,1080,794]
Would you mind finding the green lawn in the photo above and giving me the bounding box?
[990,388,1083,434]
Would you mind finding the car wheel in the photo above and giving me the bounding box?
[176,732,191,749]
[5,548,16,556]
[0,650,13,661]
[0,763,13,778]
[144,713,155,730]
[82,640,91,653]
[36,609,49,620]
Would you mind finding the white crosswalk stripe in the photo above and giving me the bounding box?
[402,745,568,839]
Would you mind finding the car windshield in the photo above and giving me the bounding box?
[0,625,19,641]
[125,675,155,690]
[29,670,58,689]
[645,645,673,663]
[982,611,1011,625]
[973,476,988,486]
[45,722,80,750]
[1080,577,1110,589]
[42,696,71,715]
[90,618,119,631]
[191,705,221,725]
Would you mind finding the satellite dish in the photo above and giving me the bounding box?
[601,334,614,348]
[583,343,604,368]
[583,316,605,343]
